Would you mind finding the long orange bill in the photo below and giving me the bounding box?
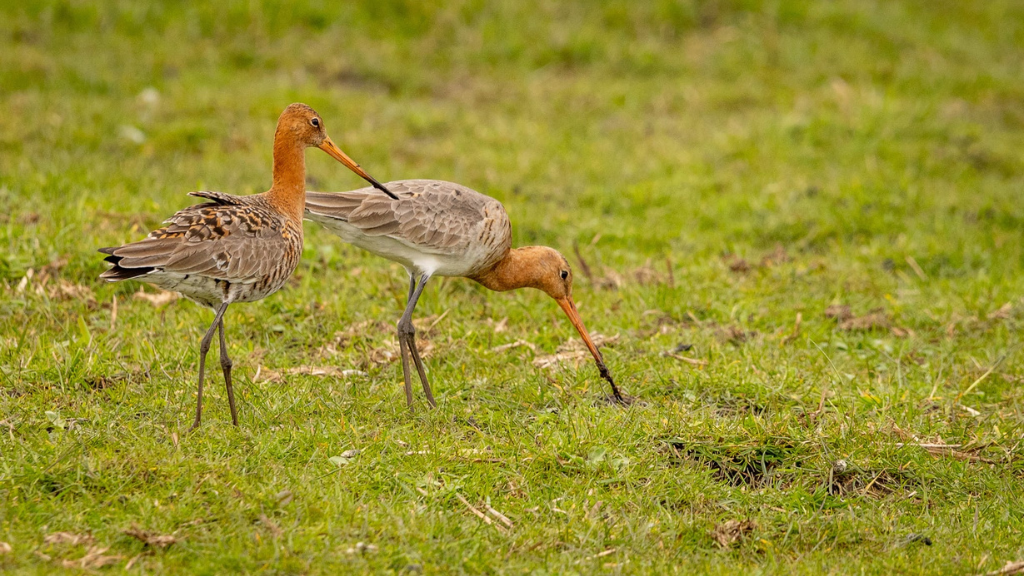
[318,137,398,199]
[556,296,626,403]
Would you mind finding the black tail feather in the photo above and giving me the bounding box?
[98,247,154,281]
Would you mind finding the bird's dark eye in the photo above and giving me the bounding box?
[559,270,569,280]
[310,118,320,128]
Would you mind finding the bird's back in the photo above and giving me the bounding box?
[306,180,511,277]
[100,191,303,307]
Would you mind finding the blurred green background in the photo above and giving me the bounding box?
[1,1,1023,574]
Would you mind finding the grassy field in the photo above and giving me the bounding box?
[2,0,1023,573]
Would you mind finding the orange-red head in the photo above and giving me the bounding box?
[476,246,624,402]
[276,103,330,148]
[275,103,395,198]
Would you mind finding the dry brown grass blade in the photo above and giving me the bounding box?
[485,505,514,528]
[980,559,1024,576]
[124,553,145,571]
[573,240,595,284]
[455,493,505,533]
[663,352,708,367]
[109,294,118,330]
[958,351,1012,401]
[43,532,94,546]
[905,255,928,280]
[61,546,122,569]
[124,525,177,548]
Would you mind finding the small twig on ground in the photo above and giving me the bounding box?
[455,494,505,532]
[573,240,594,284]
[485,505,514,528]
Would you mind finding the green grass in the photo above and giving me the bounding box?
[2,0,1024,573]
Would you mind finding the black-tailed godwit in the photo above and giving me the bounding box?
[305,179,624,408]
[100,103,394,430]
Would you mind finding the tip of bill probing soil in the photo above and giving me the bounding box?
[598,392,643,407]
[595,360,636,406]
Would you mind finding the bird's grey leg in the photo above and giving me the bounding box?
[189,302,230,433]
[398,335,414,409]
[397,274,435,409]
[398,274,418,409]
[218,315,238,426]
[407,342,435,408]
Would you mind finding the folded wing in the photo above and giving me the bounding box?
[100,194,299,284]
[306,179,508,258]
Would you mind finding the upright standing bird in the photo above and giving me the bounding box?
[99,103,395,431]
[305,179,624,408]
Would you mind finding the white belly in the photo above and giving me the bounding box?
[141,270,284,308]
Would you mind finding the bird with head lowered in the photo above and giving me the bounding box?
[305,179,625,409]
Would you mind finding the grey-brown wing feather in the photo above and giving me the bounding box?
[103,194,300,282]
[306,180,509,256]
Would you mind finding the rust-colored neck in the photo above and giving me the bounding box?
[471,247,540,292]
[266,125,306,222]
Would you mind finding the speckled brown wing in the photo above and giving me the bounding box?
[100,191,303,285]
[306,180,511,260]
